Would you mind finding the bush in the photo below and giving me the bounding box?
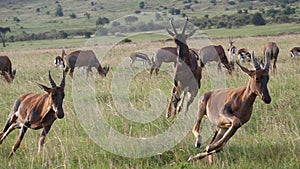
[69,13,76,18]
[120,38,132,43]
[84,32,93,38]
[252,13,266,25]
[96,27,109,36]
[96,17,110,26]
[55,4,63,16]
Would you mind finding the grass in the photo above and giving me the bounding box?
[0,34,299,168]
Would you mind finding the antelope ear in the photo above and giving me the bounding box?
[37,83,51,93]
[236,61,253,76]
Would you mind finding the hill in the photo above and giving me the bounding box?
[0,0,299,44]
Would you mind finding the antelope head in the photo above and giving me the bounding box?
[236,51,271,104]
[38,71,66,119]
[166,17,196,62]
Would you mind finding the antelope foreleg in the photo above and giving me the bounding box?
[38,125,52,153]
[188,150,217,162]
[206,117,241,153]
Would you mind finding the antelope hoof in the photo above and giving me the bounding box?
[177,106,182,113]
[188,156,194,162]
[195,142,201,148]
[165,113,170,119]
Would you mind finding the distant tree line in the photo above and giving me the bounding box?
[6,28,96,42]
[192,5,299,29]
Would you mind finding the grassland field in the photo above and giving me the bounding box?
[0,31,299,169]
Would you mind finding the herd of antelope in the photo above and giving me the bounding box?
[0,17,298,164]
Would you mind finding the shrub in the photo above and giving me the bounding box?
[252,13,266,26]
[120,38,132,43]
[69,13,76,18]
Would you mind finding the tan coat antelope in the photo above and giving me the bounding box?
[263,42,279,71]
[188,52,271,163]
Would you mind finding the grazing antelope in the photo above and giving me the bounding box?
[263,42,279,71]
[290,47,300,62]
[54,50,66,68]
[150,47,200,78]
[227,37,236,61]
[0,55,16,83]
[0,71,65,158]
[165,17,202,118]
[129,52,151,68]
[56,50,109,78]
[188,52,271,164]
[199,45,234,74]
[237,48,251,63]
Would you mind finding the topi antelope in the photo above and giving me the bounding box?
[199,45,234,75]
[0,56,16,83]
[237,48,251,63]
[129,52,152,68]
[0,71,66,158]
[263,42,279,71]
[227,36,236,62]
[188,51,271,164]
[165,17,202,118]
[150,48,200,78]
[55,50,109,78]
[290,47,300,62]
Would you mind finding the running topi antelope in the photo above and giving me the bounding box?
[129,52,151,68]
[165,17,202,118]
[0,71,65,158]
[55,50,109,78]
[0,55,16,83]
[237,48,251,63]
[198,45,234,74]
[227,36,236,62]
[150,47,201,78]
[290,47,300,62]
[188,51,271,164]
[263,42,279,71]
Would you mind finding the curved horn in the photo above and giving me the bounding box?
[251,51,261,70]
[49,71,56,87]
[264,52,270,72]
[60,71,66,88]
[182,17,189,35]
[170,17,178,35]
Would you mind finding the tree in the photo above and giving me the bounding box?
[252,12,266,25]
[69,13,76,18]
[124,16,138,25]
[0,27,11,47]
[155,13,162,21]
[55,4,63,17]
[84,12,91,19]
[139,2,145,9]
[96,17,110,26]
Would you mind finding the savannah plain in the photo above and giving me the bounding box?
[0,0,299,168]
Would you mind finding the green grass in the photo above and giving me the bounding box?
[201,23,300,38]
[0,34,299,168]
